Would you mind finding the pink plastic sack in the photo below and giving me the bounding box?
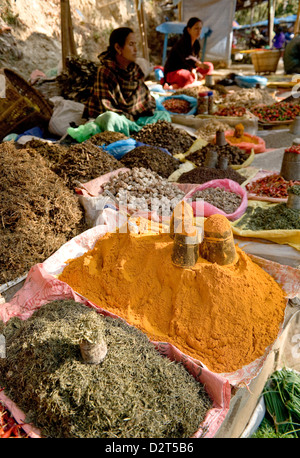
[0,223,231,438]
[184,178,248,221]
[221,130,266,154]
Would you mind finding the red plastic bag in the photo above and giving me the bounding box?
[184,178,248,221]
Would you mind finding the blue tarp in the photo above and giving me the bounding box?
[233,14,296,30]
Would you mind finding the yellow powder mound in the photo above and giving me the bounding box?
[58,230,287,373]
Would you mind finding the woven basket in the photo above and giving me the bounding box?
[250,50,281,74]
[0,68,53,140]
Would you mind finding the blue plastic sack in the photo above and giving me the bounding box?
[99,139,173,160]
[235,75,267,89]
[156,95,197,116]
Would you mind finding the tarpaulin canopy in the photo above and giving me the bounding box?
[235,14,297,29]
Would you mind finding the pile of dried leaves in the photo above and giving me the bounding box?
[0,142,84,284]
[0,300,212,438]
[23,139,121,189]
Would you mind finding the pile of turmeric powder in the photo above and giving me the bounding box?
[58,222,287,374]
[226,123,259,145]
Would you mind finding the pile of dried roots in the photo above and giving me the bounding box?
[0,142,84,284]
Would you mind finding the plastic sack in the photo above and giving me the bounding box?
[95,111,140,136]
[48,96,86,137]
[156,95,197,116]
[235,75,267,89]
[67,121,101,142]
[231,200,300,250]
[0,221,231,438]
[184,178,248,221]
[136,110,171,126]
[223,130,266,154]
[101,138,172,160]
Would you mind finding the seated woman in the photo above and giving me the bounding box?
[163,17,214,89]
[87,27,156,121]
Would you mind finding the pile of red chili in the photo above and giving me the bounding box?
[246,173,300,198]
[214,106,246,117]
[0,398,27,438]
[162,98,191,114]
[250,102,300,122]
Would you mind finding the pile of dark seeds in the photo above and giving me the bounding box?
[177,166,245,185]
[185,143,249,167]
[0,300,212,438]
[120,145,180,178]
[191,187,242,214]
[131,121,195,155]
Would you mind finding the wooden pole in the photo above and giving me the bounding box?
[268,0,275,47]
[294,0,300,36]
[135,0,149,61]
[60,0,77,71]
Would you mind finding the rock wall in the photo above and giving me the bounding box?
[0,0,175,78]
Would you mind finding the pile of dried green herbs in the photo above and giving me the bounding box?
[289,185,300,196]
[0,142,85,284]
[0,300,212,438]
[252,368,300,438]
[235,204,300,231]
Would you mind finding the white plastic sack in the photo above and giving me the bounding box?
[48,96,85,137]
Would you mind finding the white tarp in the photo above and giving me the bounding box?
[180,0,236,64]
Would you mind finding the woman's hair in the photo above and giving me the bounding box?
[187,17,202,29]
[107,27,134,57]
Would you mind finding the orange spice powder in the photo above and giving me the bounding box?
[58,230,287,373]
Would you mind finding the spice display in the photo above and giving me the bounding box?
[246,174,300,198]
[195,119,231,142]
[236,204,300,231]
[190,187,242,214]
[177,166,245,185]
[225,123,258,144]
[0,400,27,438]
[162,98,191,114]
[185,143,249,168]
[285,144,300,154]
[251,102,300,123]
[214,106,247,117]
[58,227,287,373]
[101,167,185,215]
[175,86,213,99]
[132,121,195,155]
[289,184,300,195]
[120,146,180,178]
[23,139,121,189]
[0,300,212,438]
[0,142,84,285]
[88,131,128,146]
[221,88,275,109]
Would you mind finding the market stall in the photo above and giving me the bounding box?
[0,0,300,438]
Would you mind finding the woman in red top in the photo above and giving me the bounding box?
[163,17,213,89]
